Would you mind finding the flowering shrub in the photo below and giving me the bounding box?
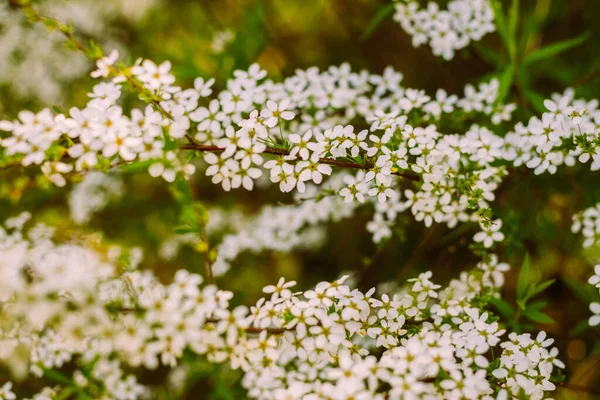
[0,0,599,398]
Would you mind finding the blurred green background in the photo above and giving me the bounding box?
[1,0,600,398]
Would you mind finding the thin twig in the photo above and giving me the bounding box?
[574,65,600,88]
[180,144,421,181]
[185,179,214,285]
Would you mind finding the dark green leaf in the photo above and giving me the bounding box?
[569,320,589,336]
[523,308,554,324]
[564,278,598,304]
[528,279,555,299]
[361,3,395,41]
[523,32,590,65]
[42,367,73,386]
[496,64,514,105]
[508,0,519,57]
[517,253,531,300]
[518,13,539,59]
[526,299,548,311]
[488,296,514,319]
[472,43,502,68]
[490,1,510,51]
[523,90,547,114]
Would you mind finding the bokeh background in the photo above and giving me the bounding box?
[1,0,600,398]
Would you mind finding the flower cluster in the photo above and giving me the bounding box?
[211,29,236,54]
[0,212,564,399]
[7,50,599,281]
[68,172,124,224]
[492,332,564,399]
[571,205,600,330]
[588,265,600,327]
[504,90,600,175]
[2,49,599,313]
[212,174,357,275]
[0,57,197,186]
[392,0,495,60]
[1,57,518,250]
[572,202,600,248]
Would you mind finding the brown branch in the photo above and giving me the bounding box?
[116,309,288,334]
[574,65,600,88]
[180,144,421,181]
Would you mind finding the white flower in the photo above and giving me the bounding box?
[473,219,504,248]
[91,50,119,79]
[590,303,600,327]
[261,100,295,127]
[289,130,314,160]
[132,60,176,90]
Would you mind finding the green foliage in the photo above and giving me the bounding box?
[361,3,395,41]
[490,254,557,331]
[523,32,590,65]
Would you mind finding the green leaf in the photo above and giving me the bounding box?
[488,297,514,319]
[173,175,193,203]
[523,32,590,65]
[56,387,76,400]
[42,367,73,386]
[487,358,501,373]
[564,278,598,304]
[528,279,555,299]
[523,90,547,114]
[490,1,509,51]
[507,0,519,58]
[518,13,539,59]
[361,3,395,41]
[51,105,65,115]
[526,299,548,311]
[496,64,514,105]
[523,308,554,324]
[569,320,589,336]
[173,225,195,234]
[118,160,156,174]
[86,39,104,60]
[472,43,502,68]
[517,253,531,301]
